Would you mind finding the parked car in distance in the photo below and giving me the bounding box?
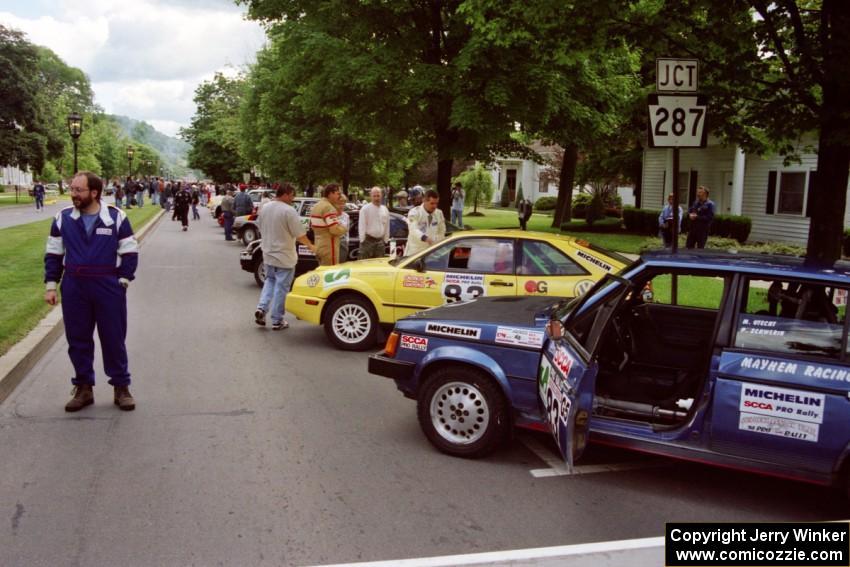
[369,250,850,495]
[234,197,319,246]
[286,231,628,351]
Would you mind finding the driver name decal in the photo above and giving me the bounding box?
[495,327,544,348]
[425,323,481,340]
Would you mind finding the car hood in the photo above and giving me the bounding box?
[408,296,558,328]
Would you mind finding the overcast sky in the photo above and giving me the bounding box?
[1,0,266,137]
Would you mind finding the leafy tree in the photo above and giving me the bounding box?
[237,0,524,218]
[586,192,606,226]
[453,163,494,214]
[182,73,248,182]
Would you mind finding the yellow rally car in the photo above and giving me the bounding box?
[286,230,631,350]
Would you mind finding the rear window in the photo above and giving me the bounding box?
[735,278,848,360]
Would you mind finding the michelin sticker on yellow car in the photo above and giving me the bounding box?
[442,273,486,303]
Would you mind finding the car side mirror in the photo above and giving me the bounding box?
[413,258,426,273]
[545,319,564,340]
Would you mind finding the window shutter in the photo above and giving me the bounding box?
[688,170,698,206]
[766,171,776,215]
[806,171,817,217]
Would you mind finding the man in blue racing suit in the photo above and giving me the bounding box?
[44,171,139,412]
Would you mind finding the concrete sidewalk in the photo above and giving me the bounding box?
[0,209,164,405]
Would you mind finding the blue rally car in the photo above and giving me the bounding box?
[368,251,850,491]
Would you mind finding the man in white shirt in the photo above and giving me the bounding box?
[254,184,315,330]
[358,186,390,259]
[404,189,446,257]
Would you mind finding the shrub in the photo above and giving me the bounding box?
[534,196,557,211]
[561,216,622,233]
[514,183,525,208]
[623,206,662,235]
[586,192,605,226]
[604,207,622,218]
[639,236,806,255]
[571,193,593,219]
[499,178,511,208]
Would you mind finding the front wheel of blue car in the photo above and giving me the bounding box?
[417,366,508,458]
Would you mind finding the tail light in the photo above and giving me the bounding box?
[383,332,400,357]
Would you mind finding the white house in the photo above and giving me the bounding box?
[641,136,850,244]
[0,165,33,188]
[486,142,561,204]
[484,142,636,207]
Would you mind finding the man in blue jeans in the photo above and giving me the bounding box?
[254,184,315,330]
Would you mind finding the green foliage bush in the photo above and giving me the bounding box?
[514,183,525,208]
[586,192,605,225]
[499,178,510,208]
[561,216,622,233]
[571,193,593,219]
[623,207,661,235]
[534,196,557,211]
[639,236,806,256]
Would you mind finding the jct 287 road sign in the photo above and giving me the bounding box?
[647,94,708,148]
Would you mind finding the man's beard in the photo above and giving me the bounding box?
[72,194,95,209]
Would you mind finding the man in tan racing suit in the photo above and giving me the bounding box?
[309,183,347,265]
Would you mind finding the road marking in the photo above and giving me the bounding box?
[306,535,665,567]
[521,435,668,477]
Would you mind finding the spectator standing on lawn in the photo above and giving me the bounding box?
[358,186,390,259]
[254,184,315,330]
[450,182,464,226]
[518,198,533,231]
[658,194,683,248]
[44,171,138,412]
[686,186,715,249]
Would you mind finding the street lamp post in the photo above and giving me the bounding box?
[145,160,152,176]
[67,113,83,174]
[126,146,135,178]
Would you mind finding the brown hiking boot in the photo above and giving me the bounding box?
[65,385,94,412]
[114,386,136,411]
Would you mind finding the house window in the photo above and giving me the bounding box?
[777,172,806,215]
[539,178,548,193]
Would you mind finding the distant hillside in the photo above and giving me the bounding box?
[109,115,200,178]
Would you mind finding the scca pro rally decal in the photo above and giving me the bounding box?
[552,345,574,376]
[575,250,613,272]
[425,323,481,340]
[738,383,824,443]
[495,326,544,348]
[400,335,428,351]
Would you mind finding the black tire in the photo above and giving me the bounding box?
[417,366,509,458]
[323,295,378,350]
[253,261,265,288]
[242,225,259,246]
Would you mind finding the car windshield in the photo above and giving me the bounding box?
[556,274,624,323]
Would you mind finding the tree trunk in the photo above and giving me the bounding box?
[552,144,579,228]
[341,142,353,196]
[436,158,454,219]
[805,0,850,267]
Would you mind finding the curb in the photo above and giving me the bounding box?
[0,209,165,405]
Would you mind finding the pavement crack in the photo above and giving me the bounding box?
[11,502,24,535]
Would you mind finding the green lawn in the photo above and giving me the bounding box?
[0,205,161,356]
[462,207,646,254]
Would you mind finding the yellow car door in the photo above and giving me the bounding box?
[516,239,599,298]
[393,237,518,319]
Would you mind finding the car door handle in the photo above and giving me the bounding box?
[490,280,514,287]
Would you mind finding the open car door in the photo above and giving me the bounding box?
[538,276,631,470]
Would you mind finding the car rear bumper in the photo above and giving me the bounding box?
[284,292,324,324]
[368,353,416,382]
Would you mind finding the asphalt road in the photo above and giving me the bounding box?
[0,200,69,230]
[0,212,846,567]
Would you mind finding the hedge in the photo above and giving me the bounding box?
[560,216,622,233]
[622,206,752,243]
[571,193,592,219]
[534,196,557,211]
